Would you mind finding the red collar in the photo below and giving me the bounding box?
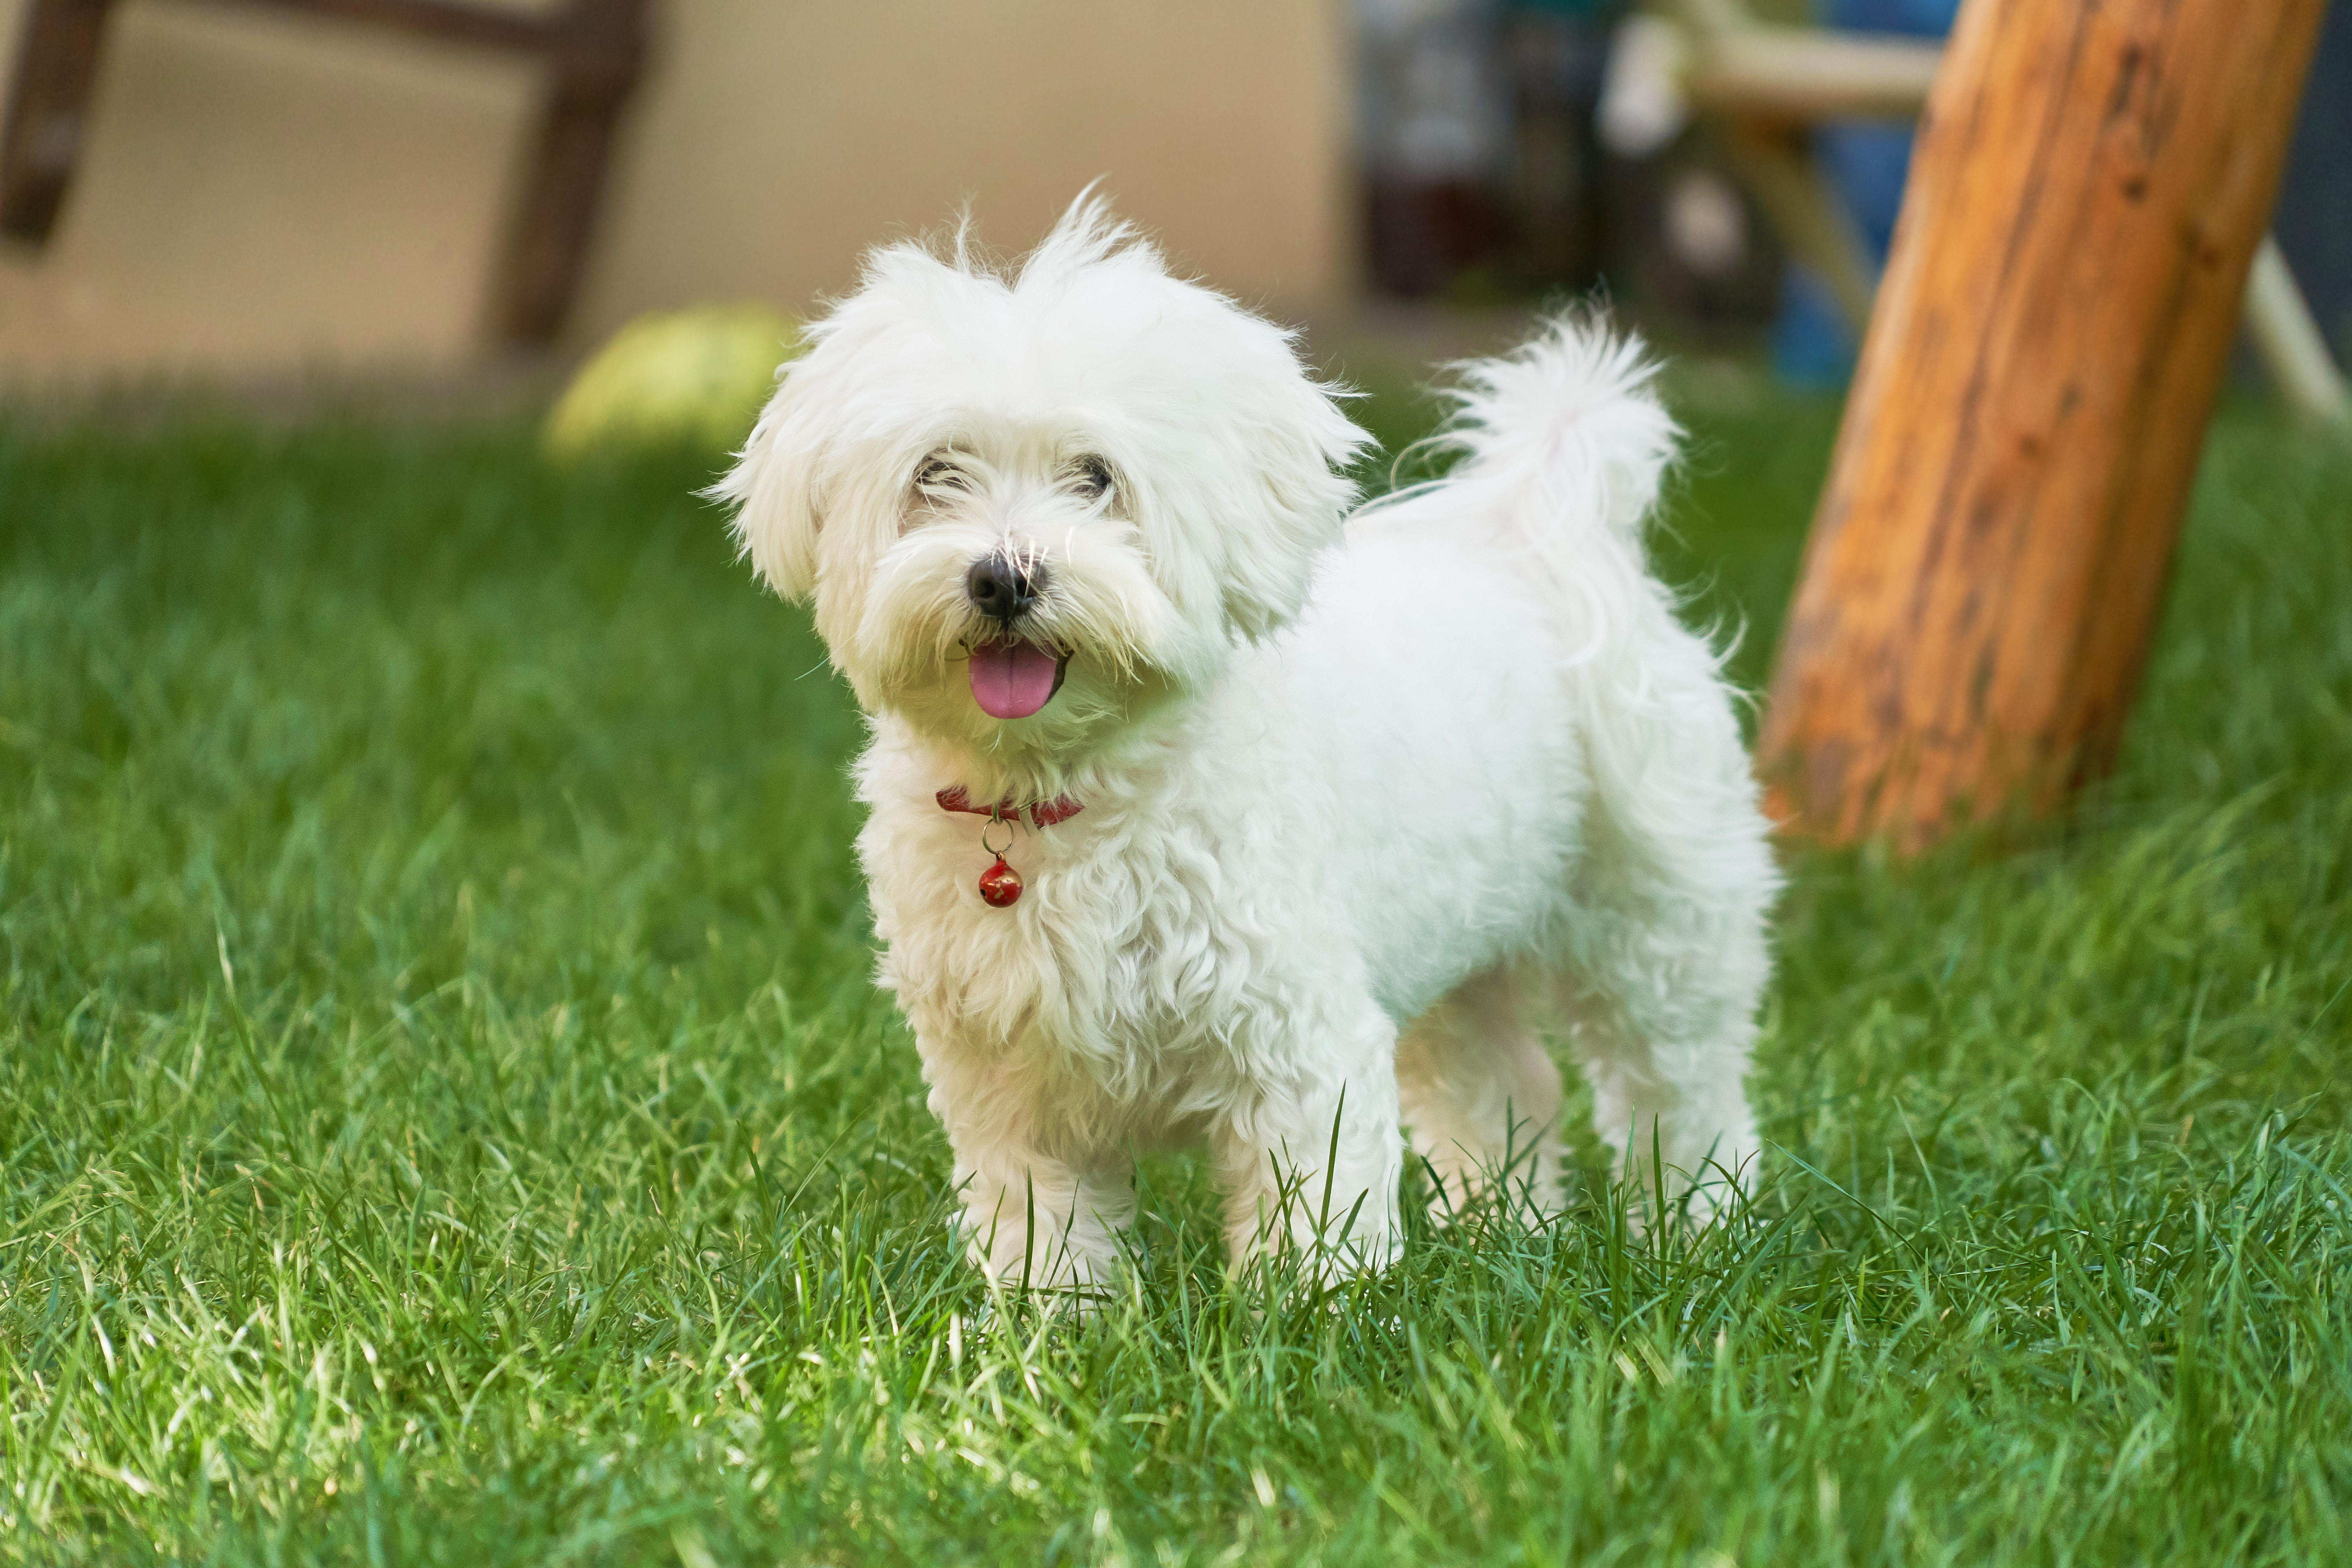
[936,786,1084,828]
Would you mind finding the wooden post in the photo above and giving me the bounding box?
[1756,0,2330,851]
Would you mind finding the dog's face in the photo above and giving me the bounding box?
[714,203,1366,769]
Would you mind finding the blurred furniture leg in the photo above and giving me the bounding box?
[488,0,645,342]
[2244,233,2352,427]
[1715,121,1875,336]
[0,0,648,342]
[0,0,119,241]
[1668,0,1934,338]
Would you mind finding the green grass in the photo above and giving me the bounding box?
[2,379,2348,1567]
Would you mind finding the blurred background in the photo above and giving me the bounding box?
[0,0,2345,397]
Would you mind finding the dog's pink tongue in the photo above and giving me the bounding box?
[969,639,1060,719]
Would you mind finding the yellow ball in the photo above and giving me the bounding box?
[544,304,802,459]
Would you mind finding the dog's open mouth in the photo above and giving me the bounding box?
[967,636,1068,719]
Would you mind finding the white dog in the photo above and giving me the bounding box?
[716,200,1777,1293]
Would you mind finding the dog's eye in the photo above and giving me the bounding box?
[1070,456,1114,500]
[914,455,967,492]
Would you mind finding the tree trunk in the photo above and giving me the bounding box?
[1755,0,2330,851]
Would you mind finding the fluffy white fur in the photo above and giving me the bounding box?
[715,199,1779,1293]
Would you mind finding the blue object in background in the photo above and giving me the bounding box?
[2276,2,2352,365]
[1772,0,1962,387]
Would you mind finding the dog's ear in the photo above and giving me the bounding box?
[1199,365,1370,643]
[711,364,825,601]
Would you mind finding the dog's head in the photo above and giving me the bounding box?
[713,198,1367,770]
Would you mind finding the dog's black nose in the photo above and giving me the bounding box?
[967,556,1043,621]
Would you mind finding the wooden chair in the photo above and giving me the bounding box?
[1654,0,2349,423]
[0,0,650,342]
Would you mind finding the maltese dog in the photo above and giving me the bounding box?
[715,199,1777,1294]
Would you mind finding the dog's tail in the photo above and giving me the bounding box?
[1361,312,1683,665]
[1418,316,1766,932]
[1428,311,1676,548]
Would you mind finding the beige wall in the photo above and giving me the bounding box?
[0,0,1351,383]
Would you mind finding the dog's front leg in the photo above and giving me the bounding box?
[1212,1003,1403,1279]
[952,1144,1134,1300]
[933,1080,1134,1302]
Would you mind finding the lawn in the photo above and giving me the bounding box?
[2,370,2348,1566]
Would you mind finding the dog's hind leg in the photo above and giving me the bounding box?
[1395,964,1565,1220]
[1554,762,1775,1229]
